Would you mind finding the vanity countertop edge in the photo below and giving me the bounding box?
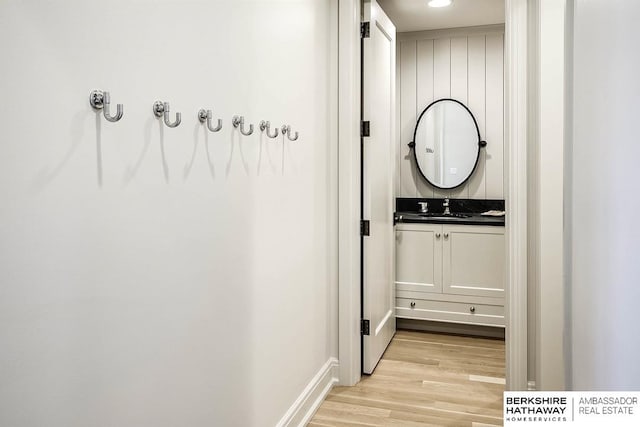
[395,197,506,227]
[394,212,505,226]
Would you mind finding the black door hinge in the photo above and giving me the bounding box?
[361,319,370,335]
[360,219,370,236]
[361,22,370,38]
[360,120,370,137]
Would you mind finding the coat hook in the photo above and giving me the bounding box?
[281,125,299,141]
[198,109,223,132]
[259,120,279,138]
[232,115,254,136]
[89,90,123,122]
[153,101,181,128]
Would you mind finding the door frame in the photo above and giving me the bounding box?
[337,0,530,390]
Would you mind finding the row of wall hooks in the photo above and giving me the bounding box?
[89,89,299,141]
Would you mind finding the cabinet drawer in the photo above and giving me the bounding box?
[395,298,505,327]
[396,281,440,294]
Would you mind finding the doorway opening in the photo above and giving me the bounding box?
[339,0,529,390]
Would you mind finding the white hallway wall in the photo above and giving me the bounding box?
[570,0,640,389]
[0,1,338,425]
[397,26,504,200]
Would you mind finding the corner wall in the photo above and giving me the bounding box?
[569,0,640,390]
[0,1,338,425]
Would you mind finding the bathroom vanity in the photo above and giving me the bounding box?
[394,199,505,328]
[395,97,506,328]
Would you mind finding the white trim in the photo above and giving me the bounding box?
[505,0,529,391]
[535,0,567,390]
[276,358,339,427]
[527,0,540,390]
[397,24,506,41]
[337,0,531,389]
[337,0,362,387]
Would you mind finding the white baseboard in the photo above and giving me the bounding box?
[528,380,536,391]
[397,318,505,339]
[276,357,339,427]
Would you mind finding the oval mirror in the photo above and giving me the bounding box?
[410,99,486,189]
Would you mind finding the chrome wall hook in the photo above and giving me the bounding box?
[259,120,279,138]
[198,109,222,132]
[281,125,299,141]
[232,115,254,136]
[89,90,123,122]
[153,101,181,128]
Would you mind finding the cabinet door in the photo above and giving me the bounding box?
[442,225,505,299]
[395,224,442,294]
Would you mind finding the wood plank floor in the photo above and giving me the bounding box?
[309,330,505,427]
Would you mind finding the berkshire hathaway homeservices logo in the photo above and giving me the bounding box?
[504,392,640,426]
[505,394,569,423]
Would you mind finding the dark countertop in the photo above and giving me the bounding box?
[395,197,505,226]
[395,212,505,226]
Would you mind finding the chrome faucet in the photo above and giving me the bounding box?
[443,198,451,215]
[418,201,429,213]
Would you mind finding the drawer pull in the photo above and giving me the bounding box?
[435,233,441,238]
[410,301,416,308]
[469,306,476,313]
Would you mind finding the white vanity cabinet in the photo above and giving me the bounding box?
[395,222,505,327]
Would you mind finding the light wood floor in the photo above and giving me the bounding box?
[309,330,505,427]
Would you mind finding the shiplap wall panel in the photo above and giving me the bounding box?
[397,28,504,200]
[416,39,435,198]
[432,38,452,198]
[450,37,469,199]
[400,40,418,197]
[485,33,505,199]
[467,34,488,199]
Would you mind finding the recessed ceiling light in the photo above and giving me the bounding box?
[428,0,453,8]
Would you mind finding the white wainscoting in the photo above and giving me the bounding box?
[397,25,505,199]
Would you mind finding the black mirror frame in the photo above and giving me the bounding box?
[408,98,487,190]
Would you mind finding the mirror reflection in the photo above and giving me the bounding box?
[411,99,485,189]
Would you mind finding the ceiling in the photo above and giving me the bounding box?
[377,0,504,33]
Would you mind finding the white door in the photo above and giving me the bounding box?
[362,0,396,374]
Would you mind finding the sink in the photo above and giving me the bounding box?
[415,212,471,219]
[395,212,472,222]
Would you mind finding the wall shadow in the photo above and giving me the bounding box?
[226,130,250,177]
[183,123,201,181]
[31,110,88,192]
[124,117,154,185]
[204,127,216,181]
[95,113,103,188]
[158,121,169,183]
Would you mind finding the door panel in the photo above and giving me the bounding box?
[442,225,505,299]
[395,224,442,294]
[362,0,396,375]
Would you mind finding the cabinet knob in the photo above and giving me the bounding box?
[444,232,449,238]
[410,301,416,308]
[469,306,476,313]
[435,233,441,238]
